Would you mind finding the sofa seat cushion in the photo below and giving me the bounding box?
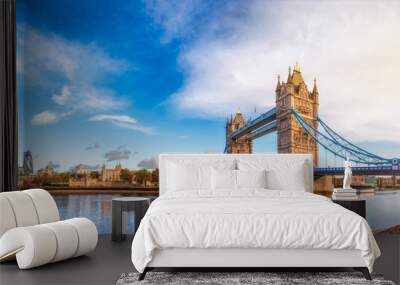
[0,196,17,237]
[0,192,39,227]
[0,189,60,238]
[24,189,60,224]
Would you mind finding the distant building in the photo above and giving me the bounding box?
[69,177,99,187]
[365,176,378,185]
[72,164,97,176]
[101,163,122,182]
[23,150,33,175]
[37,164,55,176]
[351,175,365,185]
[377,175,399,188]
[332,175,398,189]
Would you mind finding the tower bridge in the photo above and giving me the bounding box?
[225,63,399,189]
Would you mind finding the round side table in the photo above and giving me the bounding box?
[112,197,151,242]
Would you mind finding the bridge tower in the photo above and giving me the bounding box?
[276,63,319,166]
[226,110,253,153]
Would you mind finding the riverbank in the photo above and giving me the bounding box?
[22,187,398,196]
[34,187,159,196]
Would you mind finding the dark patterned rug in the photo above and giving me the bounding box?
[116,271,396,285]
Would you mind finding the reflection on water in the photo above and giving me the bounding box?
[365,191,400,232]
[54,192,400,234]
[54,194,133,234]
[53,194,399,284]
[364,191,400,284]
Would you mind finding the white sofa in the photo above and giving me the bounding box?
[0,189,98,269]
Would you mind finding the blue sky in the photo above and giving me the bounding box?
[17,0,400,171]
[16,0,272,171]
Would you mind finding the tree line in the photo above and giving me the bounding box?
[20,168,159,186]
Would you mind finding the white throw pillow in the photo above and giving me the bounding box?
[211,168,236,191]
[236,169,267,189]
[266,164,307,191]
[167,162,211,191]
[238,158,308,191]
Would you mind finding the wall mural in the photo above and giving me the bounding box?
[17,0,400,193]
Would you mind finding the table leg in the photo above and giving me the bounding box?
[112,201,123,242]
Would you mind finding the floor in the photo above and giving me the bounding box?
[1,234,399,285]
[0,235,134,285]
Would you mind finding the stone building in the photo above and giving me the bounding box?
[225,110,253,153]
[276,63,319,166]
[101,163,122,182]
[73,164,95,176]
[69,177,99,187]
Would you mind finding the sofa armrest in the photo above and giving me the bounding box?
[0,218,98,269]
[0,226,57,269]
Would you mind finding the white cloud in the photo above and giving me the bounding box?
[85,143,100,150]
[24,27,128,85]
[45,161,61,169]
[32,111,65,125]
[105,147,132,162]
[51,84,125,112]
[89,114,157,135]
[25,27,129,123]
[160,0,400,143]
[89,114,137,124]
[137,157,158,169]
[70,163,101,172]
[144,0,206,43]
[52,85,70,105]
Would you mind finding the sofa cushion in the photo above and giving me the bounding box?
[0,196,17,237]
[0,226,57,269]
[64,218,98,257]
[0,218,98,269]
[42,221,79,262]
[23,189,59,224]
[0,192,39,227]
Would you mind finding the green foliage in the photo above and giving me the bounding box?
[151,168,159,183]
[134,169,152,185]
[30,172,70,186]
[120,168,134,182]
[76,173,86,179]
[90,171,99,179]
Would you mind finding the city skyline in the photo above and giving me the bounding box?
[17,0,400,172]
